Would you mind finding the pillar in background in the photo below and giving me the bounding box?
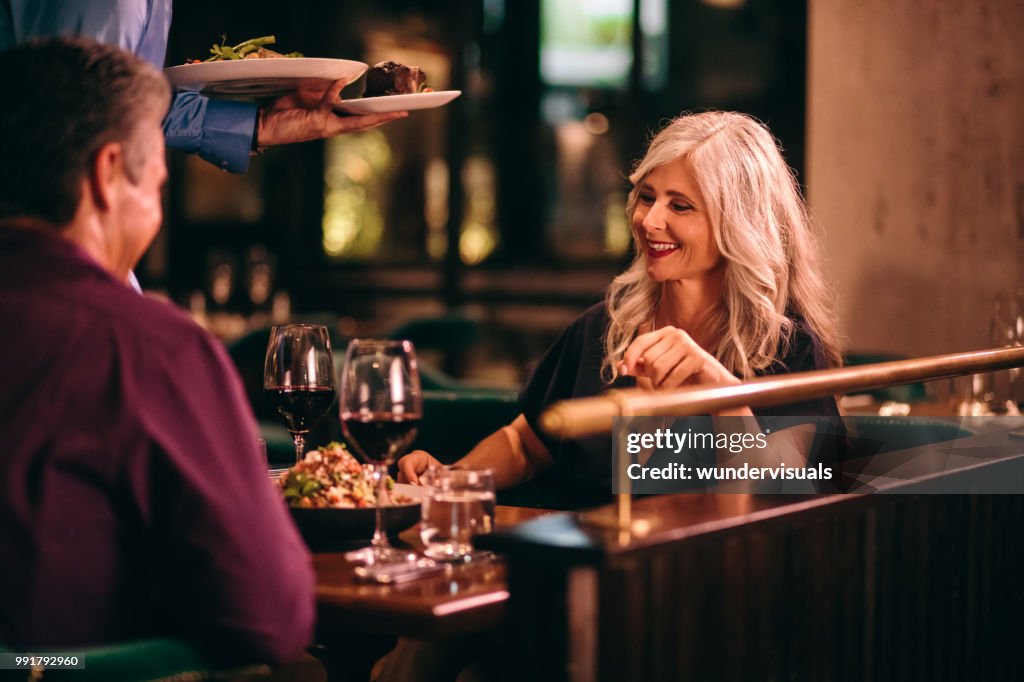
[807,0,1024,355]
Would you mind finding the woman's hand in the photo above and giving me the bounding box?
[621,326,738,389]
[396,450,442,485]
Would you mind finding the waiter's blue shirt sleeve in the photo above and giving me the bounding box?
[165,91,257,173]
[0,0,257,173]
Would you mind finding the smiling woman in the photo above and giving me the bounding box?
[397,111,844,510]
[632,160,722,284]
[605,111,842,384]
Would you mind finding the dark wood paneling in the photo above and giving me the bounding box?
[497,493,1024,681]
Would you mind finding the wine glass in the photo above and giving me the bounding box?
[339,339,423,565]
[263,324,336,463]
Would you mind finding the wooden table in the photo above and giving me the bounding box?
[313,505,553,639]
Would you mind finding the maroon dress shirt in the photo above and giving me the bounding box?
[0,227,314,662]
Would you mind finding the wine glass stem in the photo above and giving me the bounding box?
[293,433,305,464]
[371,463,391,551]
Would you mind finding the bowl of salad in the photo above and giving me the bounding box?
[278,442,426,549]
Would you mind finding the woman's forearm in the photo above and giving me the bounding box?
[456,415,554,489]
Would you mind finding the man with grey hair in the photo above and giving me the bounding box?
[0,37,314,663]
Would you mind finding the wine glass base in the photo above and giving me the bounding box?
[344,544,417,566]
[353,556,447,584]
[424,549,497,565]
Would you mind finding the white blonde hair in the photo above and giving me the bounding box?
[602,111,842,382]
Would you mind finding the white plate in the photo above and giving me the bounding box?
[334,90,461,115]
[164,58,368,99]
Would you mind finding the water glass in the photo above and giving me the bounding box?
[420,468,495,562]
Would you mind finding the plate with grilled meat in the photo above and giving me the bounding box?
[334,60,461,114]
[334,90,461,114]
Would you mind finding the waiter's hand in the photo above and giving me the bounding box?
[256,77,407,147]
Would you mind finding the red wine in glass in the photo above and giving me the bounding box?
[340,412,421,464]
[338,338,422,567]
[265,386,336,433]
[263,324,335,463]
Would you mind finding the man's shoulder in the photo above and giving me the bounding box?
[77,282,219,356]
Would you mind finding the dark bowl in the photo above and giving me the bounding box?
[288,484,427,552]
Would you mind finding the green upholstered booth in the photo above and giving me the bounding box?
[413,389,521,463]
[844,352,929,403]
[846,415,975,456]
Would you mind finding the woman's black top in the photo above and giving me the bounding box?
[518,302,841,509]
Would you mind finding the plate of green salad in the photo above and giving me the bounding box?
[165,35,366,99]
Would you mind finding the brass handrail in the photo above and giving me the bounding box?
[540,346,1024,439]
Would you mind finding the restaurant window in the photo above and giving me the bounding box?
[404,153,498,267]
[538,0,667,261]
[459,156,498,265]
[322,130,392,259]
[322,22,453,264]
